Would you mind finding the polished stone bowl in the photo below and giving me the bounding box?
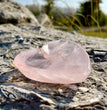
[13,40,91,84]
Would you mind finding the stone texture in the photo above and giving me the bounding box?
[37,13,52,27]
[0,23,107,110]
[0,0,39,24]
[0,1,107,108]
[0,0,11,2]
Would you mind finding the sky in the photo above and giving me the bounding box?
[13,0,107,15]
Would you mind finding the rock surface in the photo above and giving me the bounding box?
[0,23,107,110]
[37,13,52,27]
[0,1,107,110]
[0,0,12,2]
[0,0,39,24]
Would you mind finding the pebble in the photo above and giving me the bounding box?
[79,87,89,92]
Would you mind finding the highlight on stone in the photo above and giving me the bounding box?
[13,40,91,84]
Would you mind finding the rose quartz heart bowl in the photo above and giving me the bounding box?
[13,40,91,84]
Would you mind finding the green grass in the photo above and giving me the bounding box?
[55,26,107,39]
[80,31,107,38]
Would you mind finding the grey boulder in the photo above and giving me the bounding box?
[0,0,39,24]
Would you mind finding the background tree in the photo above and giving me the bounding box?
[92,0,102,22]
[26,4,41,16]
[43,0,55,19]
[76,0,107,26]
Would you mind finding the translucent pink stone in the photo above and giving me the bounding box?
[13,40,91,84]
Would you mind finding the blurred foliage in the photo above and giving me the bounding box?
[99,11,107,26]
[26,0,107,36]
[43,0,55,19]
[76,0,107,26]
[26,4,41,16]
[81,31,107,38]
